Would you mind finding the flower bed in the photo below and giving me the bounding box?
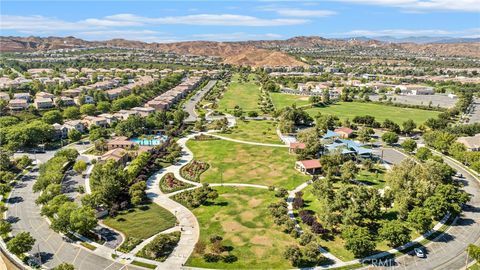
[193,134,219,141]
[180,160,210,182]
[160,173,193,193]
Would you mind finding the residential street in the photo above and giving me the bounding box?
[183,80,217,123]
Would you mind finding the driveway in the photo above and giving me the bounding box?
[183,80,217,123]
[7,169,142,269]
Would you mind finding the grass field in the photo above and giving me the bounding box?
[305,102,441,125]
[186,186,297,269]
[186,139,309,189]
[103,203,176,240]
[217,120,281,144]
[270,92,311,110]
[218,73,260,113]
[356,167,386,189]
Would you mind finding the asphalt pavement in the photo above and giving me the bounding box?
[7,169,141,269]
[183,80,217,123]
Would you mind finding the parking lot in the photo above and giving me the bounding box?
[370,94,456,108]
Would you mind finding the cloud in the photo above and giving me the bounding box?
[334,28,480,37]
[335,0,479,12]
[76,30,177,42]
[261,7,337,17]
[0,13,307,34]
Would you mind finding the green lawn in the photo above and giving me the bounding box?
[216,119,281,144]
[218,73,260,113]
[356,167,386,189]
[186,139,309,189]
[305,102,441,125]
[103,203,176,240]
[270,92,311,110]
[186,186,298,269]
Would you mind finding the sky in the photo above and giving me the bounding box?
[1,0,479,42]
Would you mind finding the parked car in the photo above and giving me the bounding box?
[414,248,426,258]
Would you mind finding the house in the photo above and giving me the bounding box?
[132,106,155,117]
[295,160,322,175]
[362,74,377,80]
[74,95,94,105]
[52,123,68,139]
[289,142,306,154]
[99,148,129,166]
[334,127,354,139]
[113,110,139,121]
[64,120,86,133]
[0,92,10,101]
[82,116,108,128]
[35,91,55,99]
[106,136,138,150]
[8,99,28,110]
[13,93,31,102]
[58,96,76,107]
[34,97,54,109]
[97,113,117,125]
[456,134,480,151]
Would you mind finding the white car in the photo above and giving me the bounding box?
[414,248,426,258]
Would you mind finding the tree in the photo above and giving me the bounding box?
[381,131,399,145]
[43,110,64,124]
[378,220,411,248]
[73,160,87,174]
[0,219,12,235]
[53,263,75,270]
[283,245,302,266]
[467,244,480,261]
[69,206,97,235]
[96,101,111,113]
[340,160,358,183]
[68,129,82,142]
[357,128,374,144]
[416,147,432,161]
[401,139,417,153]
[7,231,35,255]
[80,104,97,116]
[51,202,78,233]
[63,107,81,119]
[341,226,375,257]
[402,119,416,135]
[407,207,432,234]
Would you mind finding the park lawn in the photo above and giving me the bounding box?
[305,102,441,125]
[186,139,309,189]
[218,73,260,113]
[270,92,311,110]
[103,202,176,240]
[186,186,297,269]
[355,167,386,189]
[216,119,282,144]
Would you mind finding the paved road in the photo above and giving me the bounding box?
[363,153,480,270]
[468,97,480,124]
[183,80,217,123]
[7,169,141,270]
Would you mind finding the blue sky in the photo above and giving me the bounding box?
[1,0,479,42]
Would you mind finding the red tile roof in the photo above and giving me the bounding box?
[334,127,354,134]
[298,160,322,169]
